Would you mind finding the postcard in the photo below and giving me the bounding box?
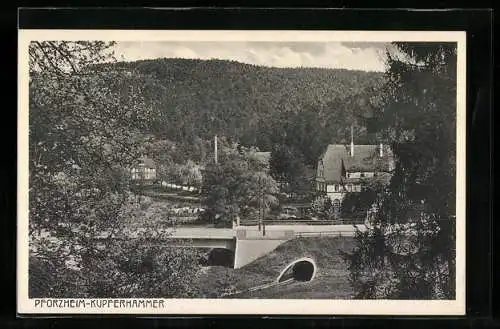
[18,29,466,315]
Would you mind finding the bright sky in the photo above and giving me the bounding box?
[112,41,390,72]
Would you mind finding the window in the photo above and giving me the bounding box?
[334,184,338,192]
[360,172,365,178]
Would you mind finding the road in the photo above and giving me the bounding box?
[169,227,234,239]
[240,224,366,233]
[87,224,367,241]
[168,224,367,240]
[242,224,366,238]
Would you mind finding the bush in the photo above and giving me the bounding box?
[30,233,204,298]
[29,256,87,298]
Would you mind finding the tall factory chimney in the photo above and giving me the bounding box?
[214,135,218,164]
[350,124,354,157]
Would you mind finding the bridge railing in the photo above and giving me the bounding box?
[239,218,365,226]
[236,229,294,240]
[294,230,357,238]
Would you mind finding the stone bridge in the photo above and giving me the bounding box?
[166,224,366,269]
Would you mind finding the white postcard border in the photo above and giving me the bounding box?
[17,29,466,315]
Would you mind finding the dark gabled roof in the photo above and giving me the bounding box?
[317,144,394,184]
[342,144,393,172]
[137,156,156,169]
[316,144,349,183]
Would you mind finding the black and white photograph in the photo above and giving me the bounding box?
[17,30,466,315]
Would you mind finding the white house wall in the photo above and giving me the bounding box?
[326,188,344,202]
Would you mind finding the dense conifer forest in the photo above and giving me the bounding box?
[98,58,385,165]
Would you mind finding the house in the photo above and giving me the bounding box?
[130,156,157,184]
[315,142,395,209]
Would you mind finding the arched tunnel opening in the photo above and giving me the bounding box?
[277,258,316,283]
[292,261,315,281]
[199,248,234,267]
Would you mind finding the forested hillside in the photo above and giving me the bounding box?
[97,58,385,165]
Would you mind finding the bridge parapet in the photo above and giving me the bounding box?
[236,229,295,240]
[236,229,247,239]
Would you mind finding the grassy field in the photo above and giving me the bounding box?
[193,236,357,299]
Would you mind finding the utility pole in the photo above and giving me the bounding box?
[258,175,262,231]
[257,175,266,235]
[260,175,266,236]
[262,188,266,236]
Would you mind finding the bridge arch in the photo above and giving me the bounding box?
[276,257,317,283]
[198,248,235,267]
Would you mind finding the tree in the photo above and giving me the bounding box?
[202,142,279,227]
[107,57,384,166]
[341,178,387,219]
[28,41,202,298]
[143,138,176,177]
[343,42,457,299]
[179,160,203,187]
[322,198,336,220]
[310,195,328,217]
[310,194,337,220]
[269,144,310,198]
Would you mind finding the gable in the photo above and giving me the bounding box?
[316,144,349,183]
[136,156,157,169]
[317,144,394,183]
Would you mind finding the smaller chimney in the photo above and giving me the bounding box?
[379,143,383,157]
